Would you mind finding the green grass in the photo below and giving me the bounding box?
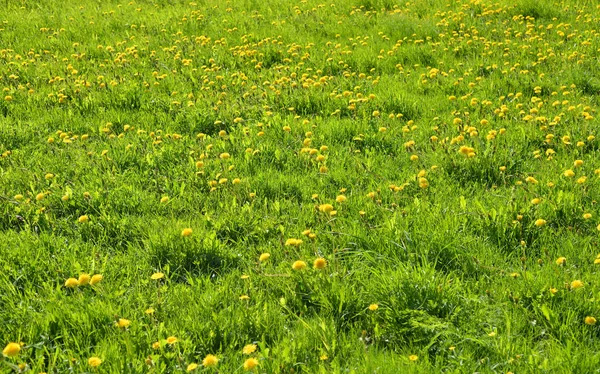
[2,0,600,372]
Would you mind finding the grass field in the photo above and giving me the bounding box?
[2,0,600,372]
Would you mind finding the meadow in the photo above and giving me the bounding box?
[1,0,600,372]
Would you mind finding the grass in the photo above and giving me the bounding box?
[2,0,600,372]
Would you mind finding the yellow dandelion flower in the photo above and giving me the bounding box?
[151,272,164,280]
[556,257,566,266]
[313,257,327,269]
[243,358,259,371]
[534,219,546,227]
[152,341,161,350]
[160,196,169,203]
[292,261,307,270]
[166,336,178,345]
[78,215,89,223]
[336,195,347,203]
[78,273,91,286]
[202,354,219,367]
[3,343,21,357]
[115,318,131,328]
[409,355,418,361]
[584,213,592,219]
[368,304,379,311]
[219,152,231,160]
[88,357,102,367]
[181,228,193,237]
[571,280,584,289]
[64,278,79,288]
[187,363,199,371]
[145,308,155,315]
[242,344,257,355]
[564,169,575,177]
[239,295,250,300]
[259,253,270,262]
[36,193,45,201]
[574,160,584,167]
[90,274,103,285]
[318,204,334,213]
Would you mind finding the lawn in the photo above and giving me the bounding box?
[2,0,600,372]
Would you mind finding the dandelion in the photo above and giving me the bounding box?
[115,318,131,328]
[368,304,379,311]
[313,257,327,269]
[585,316,597,325]
[534,219,546,227]
[36,193,45,201]
[78,215,89,223]
[243,358,259,371]
[583,213,592,219]
[556,257,566,266]
[571,280,584,289]
[525,176,538,184]
[409,355,418,361]
[259,253,270,262]
[3,343,21,357]
[187,363,199,371]
[78,273,91,286]
[160,196,169,203]
[336,195,347,203]
[202,354,219,367]
[318,204,334,213]
[88,357,102,367]
[152,342,161,350]
[239,295,250,300]
[151,272,164,280]
[219,152,231,160]
[292,261,307,270]
[242,344,257,355]
[166,336,178,345]
[90,274,103,285]
[574,160,584,167]
[564,169,575,177]
[65,278,79,288]
[181,228,193,237]
[145,308,155,315]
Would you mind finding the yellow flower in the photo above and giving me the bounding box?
[151,272,165,280]
[409,354,418,361]
[166,336,178,345]
[78,273,91,286]
[292,261,307,270]
[115,318,131,328]
[78,215,89,223]
[160,196,169,204]
[571,280,584,289]
[320,354,328,361]
[152,341,161,350]
[564,169,575,177]
[583,213,592,219]
[285,238,303,247]
[585,316,597,325]
[219,152,231,160]
[88,357,102,367]
[145,308,155,315]
[549,287,558,294]
[574,160,584,167]
[318,204,334,213]
[239,295,250,300]
[555,257,566,266]
[202,354,219,367]
[181,228,193,237]
[187,363,199,371]
[259,253,270,262]
[336,195,347,203]
[313,257,327,270]
[242,344,257,355]
[368,304,379,311]
[3,343,21,357]
[36,193,45,201]
[534,219,546,227]
[65,278,79,288]
[243,358,259,371]
[90,274,103,285]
